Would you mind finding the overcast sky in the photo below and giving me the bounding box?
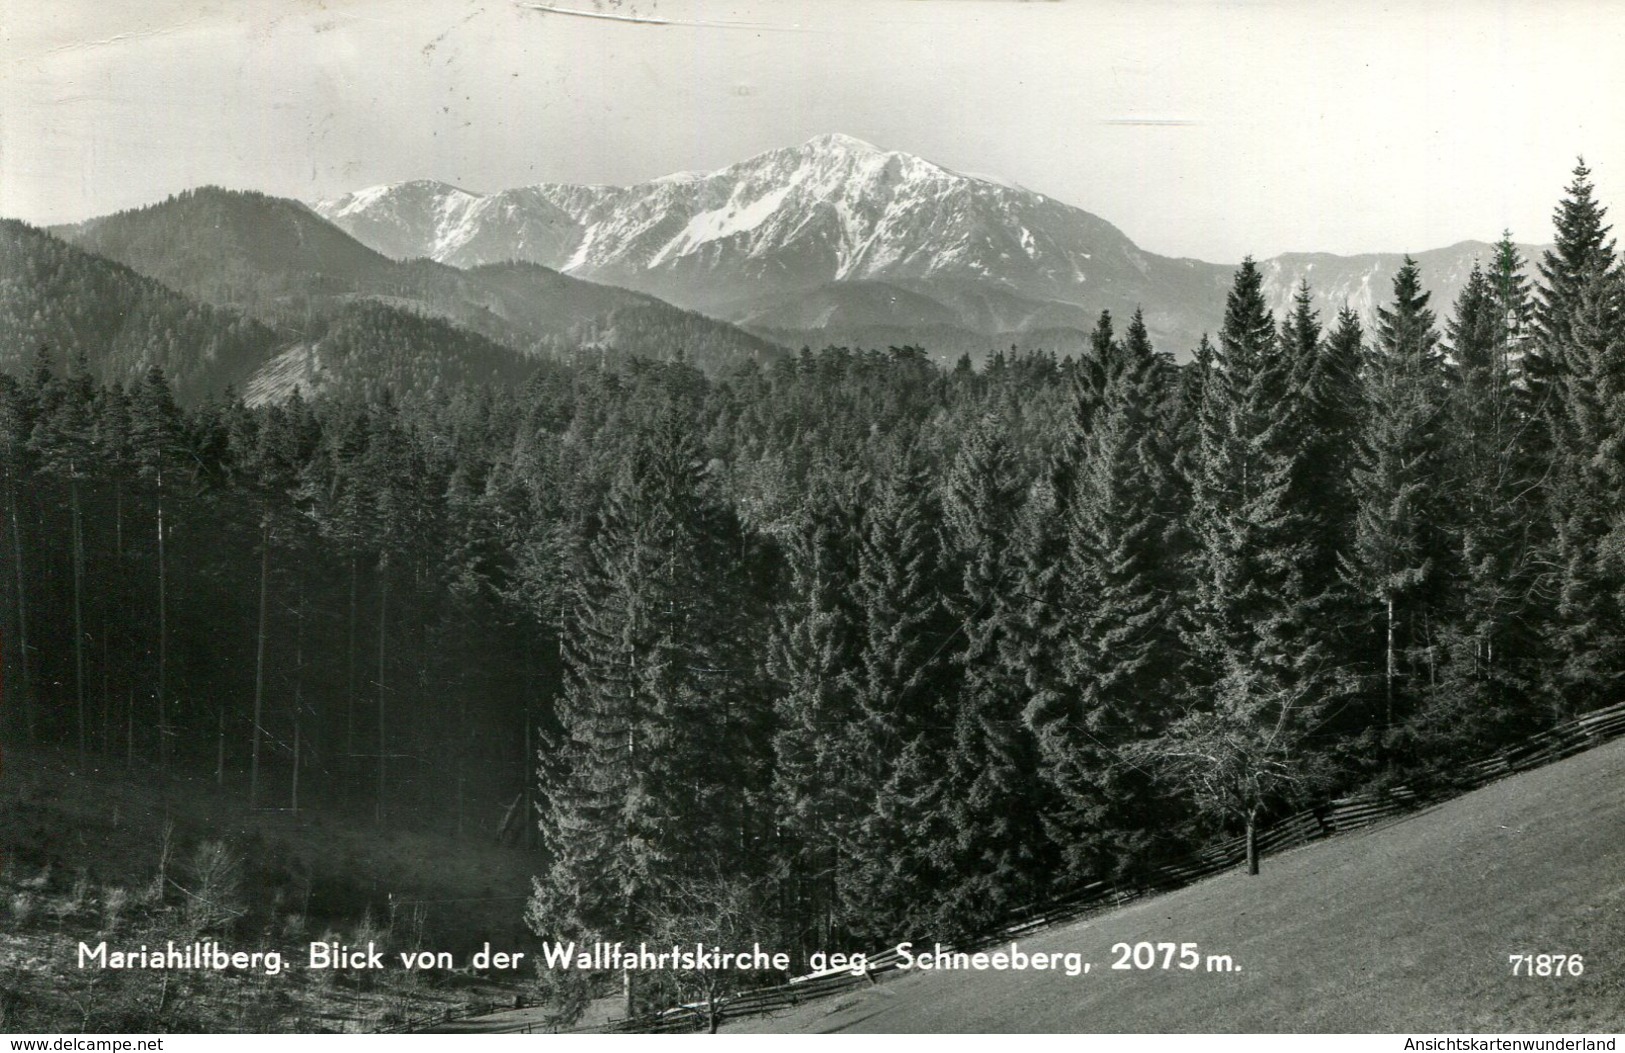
[3,0,1622,261]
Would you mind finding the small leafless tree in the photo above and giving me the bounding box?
[1129,666,1331,876]
[181,839,245,934]
[643,873,779,1033]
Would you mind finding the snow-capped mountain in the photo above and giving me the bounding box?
[316,135,1548,359]
[320,180,581,270]
[316,134,1232,353]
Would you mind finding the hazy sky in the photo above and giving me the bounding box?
[3,0,1622,261]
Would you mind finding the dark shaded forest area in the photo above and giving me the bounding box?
[4,164,1623,1023]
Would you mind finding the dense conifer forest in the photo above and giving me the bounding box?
[4,164,1623,1022]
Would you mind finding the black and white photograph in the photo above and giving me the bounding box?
[2,0,1624,1040]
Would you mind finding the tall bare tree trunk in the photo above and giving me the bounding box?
[9,483,34,743]
[156,470,170,771]
[1384,591,1396,765]
[105,484,122,754]
[346,556,358,759]
[522,715,534,850]
[1245,807,1260,876]
[70,473,87,766]
[292,581,305,815]
[250,507,271,808]
[101,616,111,753]
[376,552,389,826]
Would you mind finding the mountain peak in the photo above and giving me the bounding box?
[800,132,883,154]
[319,179,476,219]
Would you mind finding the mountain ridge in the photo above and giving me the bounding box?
[316,135,1548,358]
[48,187,786,390]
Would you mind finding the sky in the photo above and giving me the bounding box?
[2,0,1623,262]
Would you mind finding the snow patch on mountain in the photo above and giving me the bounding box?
[652,170,705,185]
[650,184,792,266]
[432,192,486,259]
[327,184,394,218]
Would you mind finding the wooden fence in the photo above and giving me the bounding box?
[442,697,1625,1035]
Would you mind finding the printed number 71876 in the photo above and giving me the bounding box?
[1509,954,1583,976]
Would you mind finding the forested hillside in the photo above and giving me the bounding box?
[54,188,786,377]
[3,163,1621,1026]
[0,219,281,400]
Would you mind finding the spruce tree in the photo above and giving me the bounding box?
[1288,287,1360,607]
[1547,264,1625,714]
[1188,261,1323,703]
[769,473,863,955]
[841,445,955,941]
[1030,313,1185,882]
[1537,160,1617,352]
[1528,163,1625,717]
[1428,262,1543,750]
[1344,257,1452,768]
[528,405,768,1015]
[1158,261,1328,873]
[1526,163,1618,498]
[937,414,1052,934]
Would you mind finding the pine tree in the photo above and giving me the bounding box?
[30,352,97,763]
[0,372,36,742]
[229,402,300,808]
[90,384,134,755]
[363,399,414,823]
[308,402,375,770]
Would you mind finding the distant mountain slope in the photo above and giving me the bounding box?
[1258,241,1548,329]
[322,181,579,268]
[55,188,784,377]
[750,323,1093,368]
[733,280,966,331]
[315,135,1233,353]
[59,188,401,311]
[0,218,281,400]
[241,301,542,407]
[317,135,1548,358]
[2,215,542,406]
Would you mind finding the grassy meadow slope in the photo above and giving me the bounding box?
[731,736,1625,1033]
